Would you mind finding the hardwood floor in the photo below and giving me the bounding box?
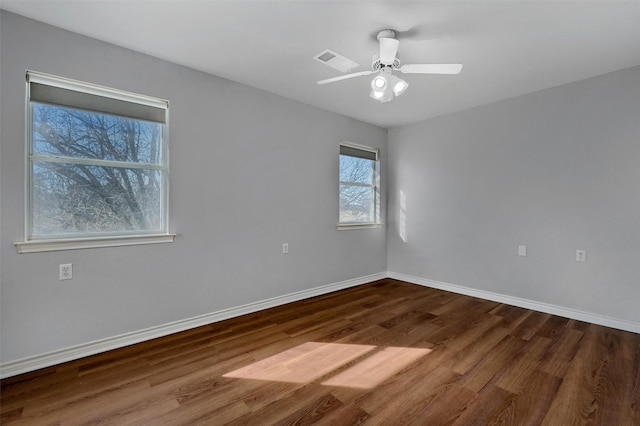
[2,279,639,425]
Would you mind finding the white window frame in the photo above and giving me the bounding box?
[15,71,175,253]
[338,142,382,230]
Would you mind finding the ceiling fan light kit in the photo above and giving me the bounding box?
[317,29,462,103]
[370,68,408,103]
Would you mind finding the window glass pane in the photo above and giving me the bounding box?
[339,184,374,223]
[33,103,163,165]
[32,162,162,237]
[339,155,374,184]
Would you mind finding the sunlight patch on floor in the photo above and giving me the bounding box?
[321,346,431,389]
[224,342,375,384]
[223,342,431,389]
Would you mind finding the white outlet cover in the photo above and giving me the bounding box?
[576,250,586,262]
[518,245,527,256]
[59,263,73,280]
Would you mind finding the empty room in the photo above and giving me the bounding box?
[1,1,639,424]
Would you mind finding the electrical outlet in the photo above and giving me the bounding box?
[59,263,73,280]
[518,245,527,256]
[576,250,586,262]
[282,243,289,254]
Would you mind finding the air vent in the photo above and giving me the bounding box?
[313,49,359,73]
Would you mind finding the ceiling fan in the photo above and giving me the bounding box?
[317,29,462,103]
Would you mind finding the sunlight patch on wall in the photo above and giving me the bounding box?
[399,190,408,243]
[223,342,431,389]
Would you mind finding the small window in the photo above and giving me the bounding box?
[338,142,380,229]
[16,71,173,252]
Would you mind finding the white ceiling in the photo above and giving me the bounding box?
[2,1,640,128]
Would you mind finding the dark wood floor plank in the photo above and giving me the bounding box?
[492,304,532,330]
[452,384,516,426]
[458,334,528,393]
[541,351,597,425]
[225,383,331,425]
[492,369,563,426]
[411,383,477,425]
[510,311,551,341]
[442,311,504,351]
[0,367,79,413]
[493,335,552,394]
[142,398,249,426]
[16,379,153,426]
[273,392,344,425]
[311,402,370,425]
[450,323,511,375]
[362,365,462,425]
[537,327,585,378]
[535,314,570,339]
[2,279,638,425]
[633,353,640,424]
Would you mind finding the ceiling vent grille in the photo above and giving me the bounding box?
[313,49,359,73]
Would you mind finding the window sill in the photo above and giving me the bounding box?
[337,223,383,231]
[15,234,176,253]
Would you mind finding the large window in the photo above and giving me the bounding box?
[16,71,173,253]
[339,142,380,228]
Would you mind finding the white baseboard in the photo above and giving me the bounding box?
[0,272,386,379]
[387,271,640,334]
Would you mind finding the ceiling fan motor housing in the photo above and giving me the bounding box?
[374,29,402,69]
[376,29,397,40]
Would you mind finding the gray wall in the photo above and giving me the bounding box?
[388,65,640,324]
[0,11,387,363]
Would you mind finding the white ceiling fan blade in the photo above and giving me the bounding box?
[400,63,463,75]
[317,70,374,85]
[379,38,400,65]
